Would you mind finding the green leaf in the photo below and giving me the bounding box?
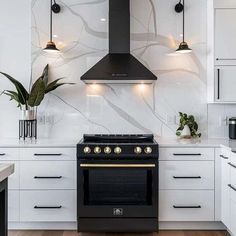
[41,64,49,86]
[45,78,74,94]
[1,90,21,107]
[28,78,46,107]
[0,72,29,105]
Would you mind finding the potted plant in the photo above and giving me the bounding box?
[0,64,74,139]
[176,112,201,139]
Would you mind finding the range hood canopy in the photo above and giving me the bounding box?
[81,0,157,84]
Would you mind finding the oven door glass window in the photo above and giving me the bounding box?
[83,169,153,206]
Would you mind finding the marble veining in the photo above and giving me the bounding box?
[30,0,208,140]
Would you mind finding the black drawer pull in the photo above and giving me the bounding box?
[228,184,236,192]
[173,205,201,209]
[34,206,62,209]
[217,68,220,99]
[173,153,202,156]
[0,153,6,156]
[220,155,229,160]
[173,176,201,179]
[34,153,62,156]
[34,176,62,179]
[228,162,236,169]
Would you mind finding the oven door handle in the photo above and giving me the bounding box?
[79,164,156,168]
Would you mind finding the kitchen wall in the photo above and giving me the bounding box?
[0,0,227,140]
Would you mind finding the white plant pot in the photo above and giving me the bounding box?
[180,125,191,138]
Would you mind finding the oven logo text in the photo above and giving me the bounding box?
[113,208,123,216]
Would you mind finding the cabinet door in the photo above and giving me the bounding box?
[215,9,236,64]
[215,66,236,102]
[221,148,231,228]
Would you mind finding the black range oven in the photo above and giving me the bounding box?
[77,134,159,232]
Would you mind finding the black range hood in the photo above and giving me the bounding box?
[81,0,157,84]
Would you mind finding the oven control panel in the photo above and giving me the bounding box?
[78,144,158,159]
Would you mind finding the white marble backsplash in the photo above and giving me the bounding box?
[0,0,210,140]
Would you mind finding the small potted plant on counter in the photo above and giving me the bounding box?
[176,112,201,139]
[0,64,74,140]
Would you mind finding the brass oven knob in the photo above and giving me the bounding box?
[104,146,111,154]
[144,146,152,154]
[94,146,101,154]
[83,146,91,154]
[134,146,142,154]
[114,147,122,154]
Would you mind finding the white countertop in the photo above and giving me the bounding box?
[0,137,230,148]
[0,163,14,182]
[156,137,229,148]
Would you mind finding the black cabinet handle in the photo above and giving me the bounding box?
[173,153,202,156]
[217,68,220,99]
[0,153,6,156]
[34,153,62,156]
[34,176,62,179]
[228,184,236,192]
[228,162,236,169]
[220,155,229,160]
[34,206,62,209]
[173,205,201,209]
[216,58,236,60]
[173,176,201,179]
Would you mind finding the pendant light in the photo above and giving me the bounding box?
[175,0,192,54]
[43,0,61,52]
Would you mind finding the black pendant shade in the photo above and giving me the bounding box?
[44,41,59,52]
[176,0,192,54]
[43,0,60,52]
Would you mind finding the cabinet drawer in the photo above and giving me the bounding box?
[0,148,18,161]
[8,190,19,222]
[20,161,76,190]
[159,148,214,161]
[20,190,76,222]
[230,199,236,236]
[0,161,19,189]
[20,148,76,161]
[159,190,215,221]
[159,161,214,190]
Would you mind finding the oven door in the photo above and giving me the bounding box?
[78,159,158,218]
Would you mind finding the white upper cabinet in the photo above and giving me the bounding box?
[215,9,236,64]
[215,66,236,102]
[207,1,236,103]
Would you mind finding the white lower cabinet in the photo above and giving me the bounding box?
[221,147,236,235]
[159,161,214,190]
[230,199,236,236]
[20,190,76,222]
[159,190,215,221]
[8,190,20,222]
[4,146,77,229]
[20,161,76,190]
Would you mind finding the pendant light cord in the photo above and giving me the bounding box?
[183,0,185,42]
[50,0,53,42]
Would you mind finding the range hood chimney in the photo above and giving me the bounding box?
[81,0,157,84]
